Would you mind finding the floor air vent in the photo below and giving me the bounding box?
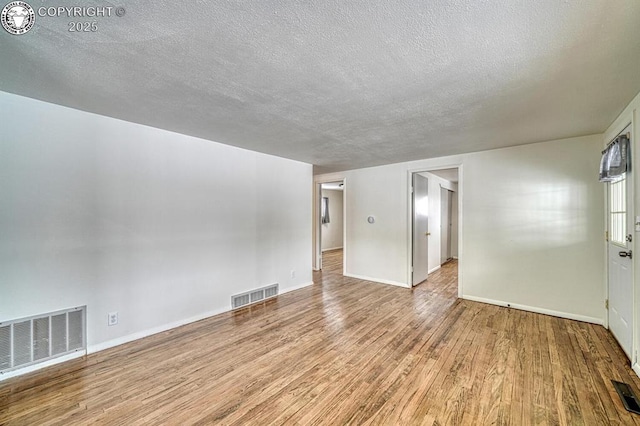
[232,284,279,309]
[0,306,86,374]
[612,380,640,414]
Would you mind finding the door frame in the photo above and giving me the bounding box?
[604,121,636,366]
[313,178,347,274]
[407,165,463,297]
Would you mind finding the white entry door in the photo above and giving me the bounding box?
[412,174,429,286]
[608,171,633,360]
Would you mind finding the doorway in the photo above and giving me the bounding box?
[315,180,346,274]
[409,167,461,292]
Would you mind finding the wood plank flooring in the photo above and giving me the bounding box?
[2,249,640,424]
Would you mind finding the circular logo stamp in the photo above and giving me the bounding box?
[1,1,35,35]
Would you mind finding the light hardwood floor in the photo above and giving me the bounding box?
[2,249,640,425]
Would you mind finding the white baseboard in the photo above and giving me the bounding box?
[88,307,229,354]
[344,273,410,288]
[281,281,314,293]
[452,256,459,260]
[428,265,441,274]
[88,280,314,354]
[461,295,604,325]
[0,351,86,382]
[633,363,640,379]
[322,246,343,252]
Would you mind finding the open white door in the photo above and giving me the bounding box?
[607,130,633,360]
[412,174,429,286]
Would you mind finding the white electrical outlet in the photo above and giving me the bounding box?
[108,311,118,326]
[290,270,296,279]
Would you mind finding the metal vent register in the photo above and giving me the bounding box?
[0,306,86,374]
[232,284,279,309]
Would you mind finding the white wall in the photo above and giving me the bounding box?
[340,163,408,286]
[0,91,313,355]
[321,189,343,251]
[316,134,605,323]
[604,89,640,377]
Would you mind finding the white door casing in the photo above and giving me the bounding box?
[315,183,323,270]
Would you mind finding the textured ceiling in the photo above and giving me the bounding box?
[1,1,640,173]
